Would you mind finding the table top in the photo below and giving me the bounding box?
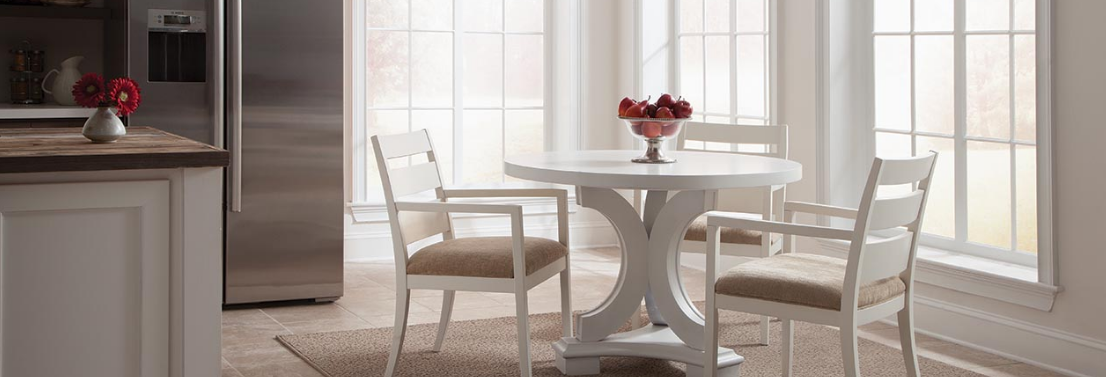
[505,150,802,190]
[0,127,229,174]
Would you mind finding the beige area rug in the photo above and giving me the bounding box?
[278,309,984,377]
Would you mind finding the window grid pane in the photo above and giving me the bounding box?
[678,0,773,126]
[872,0,1037,260]
[367,0,545,191]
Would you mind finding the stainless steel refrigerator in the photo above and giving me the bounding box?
[128,0,344,305]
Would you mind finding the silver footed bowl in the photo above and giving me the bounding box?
[618,116,688,163]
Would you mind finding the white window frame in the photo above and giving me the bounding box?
[350,0,575,214]
[668,0,779,126]
[817,0,1057,310]
[868,0,1054,279]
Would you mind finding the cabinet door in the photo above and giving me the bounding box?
[0,180,170,377]
[0,120,31,128]
[31,119,86,128]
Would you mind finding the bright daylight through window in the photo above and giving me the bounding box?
[364,0,545,200]
[677,0,773,152]
[872,0,1040,265]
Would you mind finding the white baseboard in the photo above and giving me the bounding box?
[879,295,1106,377]
[344,221,618,261]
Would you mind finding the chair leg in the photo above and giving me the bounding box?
[782,319,794,377]
[560,269,573,338]
[898,306,921,377]
[841,323,861,377]
[760,316,771,346]
[704,303,719,377]
[516,288,533,377]
[384,289,411,377]
[432,290,455,352]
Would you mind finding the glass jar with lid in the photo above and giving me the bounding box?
[28,50,45,72]
[10,76,30,104]
[28,77,44,103]
[10,48,27,72]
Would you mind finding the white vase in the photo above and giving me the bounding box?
[82,107,126,143]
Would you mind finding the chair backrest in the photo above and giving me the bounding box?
[371,130,454,263]
[843,152,939,308]
[677,122,789,159]
[677,122,789,213]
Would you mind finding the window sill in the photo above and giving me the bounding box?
[817,239,1062,311]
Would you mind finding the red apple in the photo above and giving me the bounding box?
[618,97,636,117]
[661,123,680,137]
[646,104,658,118]
[624,96,651,118]
[655,106,675,119]
[642,122,663,138]
[656,93,676,108]
[630,122,643,136]
[672,97,694,118]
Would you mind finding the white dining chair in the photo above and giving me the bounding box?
[704,153,938,377]
[372,130,572,377]
[673,122,789,345]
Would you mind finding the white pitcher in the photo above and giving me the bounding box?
[42,56,84,106]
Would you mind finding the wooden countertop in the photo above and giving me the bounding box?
[0,127,230,174]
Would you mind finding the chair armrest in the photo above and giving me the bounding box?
[783,201,858,220]
[394,201,523,216]
[706,212,854,241]
[442,188,570,246]
[442,188,567,199]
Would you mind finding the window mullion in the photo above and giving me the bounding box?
[730,0,739,143]
[406,0,414,168]
[672,0,682,105]
[453,0,464,184]
[909,0,917,173]
[500,2,507,183]
[1008,0,1018,252]
[954,0,969,243]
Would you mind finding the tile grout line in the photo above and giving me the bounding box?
[222,356,246,377]
[259,308,297,335]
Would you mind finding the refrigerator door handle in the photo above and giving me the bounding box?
[213,0,226,149]
[229,0,243,213]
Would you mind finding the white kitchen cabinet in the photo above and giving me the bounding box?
[0,168,222,377]
[0,126,227,377]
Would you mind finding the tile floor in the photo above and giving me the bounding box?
[221,247,1062,377]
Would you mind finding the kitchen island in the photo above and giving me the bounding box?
[0,127,228,377]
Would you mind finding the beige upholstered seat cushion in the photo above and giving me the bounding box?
[715,253,906,310]
[406,237,567,279]
[684,218,778,245]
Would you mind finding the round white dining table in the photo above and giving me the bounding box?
[505,150,802,377]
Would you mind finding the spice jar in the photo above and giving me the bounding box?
[10,77,30,104]
[28,77,44,103]
[28,50,45,72]
[10,48,27,72]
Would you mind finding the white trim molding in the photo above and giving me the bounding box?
[882,295,1106,377]
[819,239,1061,311]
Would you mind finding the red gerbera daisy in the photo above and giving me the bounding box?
[72,73,105,108]
[107,77,142,117]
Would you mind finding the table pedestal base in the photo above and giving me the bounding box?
[552,325,743,377]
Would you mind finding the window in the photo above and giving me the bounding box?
[871,0,1044,266]
[676,0,775,146]
[361,0,548,201]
